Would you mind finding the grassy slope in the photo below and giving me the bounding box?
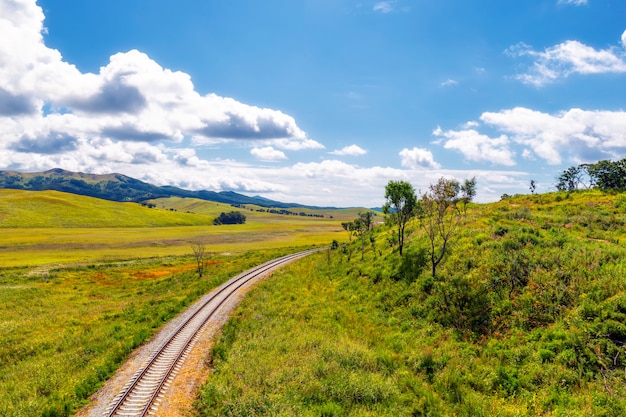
[0,189,214,227]
[0,189,356,416]
[196,190,626,416]
[148,196,369,222]
[0,190,351,267]
[0,251,294,417]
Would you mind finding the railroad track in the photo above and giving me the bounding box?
[105,248,321,417]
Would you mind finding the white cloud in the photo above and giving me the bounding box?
[622,29,626,48]
[399,147,441,169]
[0,0,318,159]
[557,0,587,5]
[434,129,516,166]
[373,1,395,13]
[437,107,626,167]
[480,107,626,164]
[440,79,459,87]
[251,146,287,161]
[507,37,626,86]
[329,144,367,156]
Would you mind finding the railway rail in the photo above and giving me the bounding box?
[104,248,321,417]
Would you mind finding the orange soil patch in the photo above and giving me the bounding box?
[132,264,198,280]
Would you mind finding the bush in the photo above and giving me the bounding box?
[213,211,246,225]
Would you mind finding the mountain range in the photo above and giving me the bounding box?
[0,168,327,209]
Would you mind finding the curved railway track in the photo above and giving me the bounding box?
[105,248,321,417]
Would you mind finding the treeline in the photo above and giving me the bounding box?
[231,204,326,218]
[556,158,626,192]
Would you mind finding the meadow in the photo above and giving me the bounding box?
[0,189,349,416]
[196,190,626,416]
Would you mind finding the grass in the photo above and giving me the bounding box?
[0,189,348,267]
[0,249,312,417]
[196,190,626,416]
[0,189,357,416]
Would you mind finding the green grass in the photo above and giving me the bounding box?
[0,250,300,417]
[0,190,350,267]
[0,188,358,416]
[0,189,214,227]
[196,190,626,416]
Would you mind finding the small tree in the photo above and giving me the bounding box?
[459,177,477,214]
[420,177,465,278]
[382,180,417,256]
[341,221,355,241]
[191,242,206,278]
[353,211,376,260]
[529,179,537,194]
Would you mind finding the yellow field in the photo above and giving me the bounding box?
[0,189,357,267]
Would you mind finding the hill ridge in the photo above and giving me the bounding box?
[0,168,335,209]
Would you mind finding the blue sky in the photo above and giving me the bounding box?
[1,0,625,207]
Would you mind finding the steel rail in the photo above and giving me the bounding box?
[105,248,320,417]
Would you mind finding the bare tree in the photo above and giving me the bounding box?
[191,242,206,277]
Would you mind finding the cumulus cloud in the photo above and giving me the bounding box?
[0,0,318,165]
[480,107,626,164]
[251,146,287,161]
[434,128,516,166]
[10,131,78,154]
[436,107,626,166]
[0,87,39,116]
[329,144,367,156]
[399,147,441,169]
[622,29,626,48]
[507,36,626,86]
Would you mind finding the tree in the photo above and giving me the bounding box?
[353,211,376,260]
[213,211,246,225]
[419,177,465,278]
[191,242,206,278]
[587,159,626,192]
[382,180,417,256]
[459,177,477,214]
[529,179,536,194]
[341,221,355,241]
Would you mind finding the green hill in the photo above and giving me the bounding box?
[0,189,214,227]
[147,196,369,222]
[0,168,338,209]
[196,190,626,416]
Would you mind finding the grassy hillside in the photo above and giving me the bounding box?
[196,190,626,416]
[0,168,341,208]
[0,190,354,416]
[0,250,295,417]
[0,190,349,267]
[0,189,213,227]
[148,196,369,222]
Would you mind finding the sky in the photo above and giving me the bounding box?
[1,0,625,207]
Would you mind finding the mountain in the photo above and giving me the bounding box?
[0,168,328,209]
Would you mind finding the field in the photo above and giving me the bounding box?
[7,188,625,416]
[0,189,355,267]
[0,189,353,416]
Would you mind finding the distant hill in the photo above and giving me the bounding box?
[0,189,215,228]
[0,168,331,209]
